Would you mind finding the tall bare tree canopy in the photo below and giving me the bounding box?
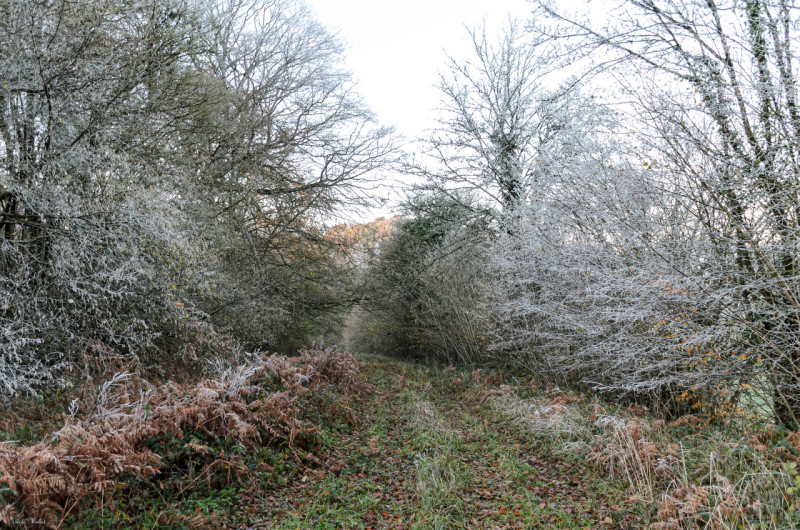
[359,1,800,429]
[0,0,393,397]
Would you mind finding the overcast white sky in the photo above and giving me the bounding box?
[304,0,534,140]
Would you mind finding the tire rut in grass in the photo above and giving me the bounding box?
[255,356,637,529]
[432,399,631,528]
[258,359,422,528]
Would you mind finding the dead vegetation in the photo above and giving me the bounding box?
[651,476,762,530]
[0,347,360,528]
[472,370,799,529]
[587,415,679,499]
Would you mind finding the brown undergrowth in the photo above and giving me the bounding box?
[478,372,798,529]
[0,347,360,528]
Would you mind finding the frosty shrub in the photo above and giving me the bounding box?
[0,0,393,399]
[479,0,800,424]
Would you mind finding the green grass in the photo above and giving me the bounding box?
[255,354,637,529]
[14,352,792,528]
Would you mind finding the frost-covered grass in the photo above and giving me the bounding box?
[483,374,799,529]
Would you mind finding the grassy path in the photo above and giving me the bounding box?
[257,355,640,529]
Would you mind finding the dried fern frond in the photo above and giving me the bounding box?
[0,349,360,528]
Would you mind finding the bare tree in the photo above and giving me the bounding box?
[0,0,395,398]
[183,0,396,347]
[412,20,561,221]
[0,0,209,395]
[478,0,800,423]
